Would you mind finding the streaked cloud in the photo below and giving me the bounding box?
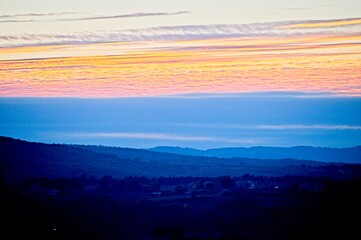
[0,11,190,24]
[0,22,281,47]
[0,12,82,19]
[1,33,360,96]
[278,18,361,29]
[282,7,311,11]
[257,125,361,130]
[0,19,36,23]
[163,92,348,99]
[171,123,361,131]
[1,17,360,97]
[69,132,257,144]
[0,12,86,23]
[281,4,332,11]
[61,11,190,21]
[0,17,361,47]
[1,17,360,48]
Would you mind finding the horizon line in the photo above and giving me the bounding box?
[1,91,361,99]
[1,135,360,150]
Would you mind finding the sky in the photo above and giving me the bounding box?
[1,94,361,148]
[0,1,360,148]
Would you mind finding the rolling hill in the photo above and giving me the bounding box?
[149,145,361,163]
[1,136,360,183]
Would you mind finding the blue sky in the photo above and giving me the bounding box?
[1,93,360,148]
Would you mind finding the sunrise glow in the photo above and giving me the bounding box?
[1,31,361,97]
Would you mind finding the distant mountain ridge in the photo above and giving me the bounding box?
[149,145,361,163]
[1,136,360,183]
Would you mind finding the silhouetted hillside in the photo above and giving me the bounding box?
[0,137,213,181]
[2,137,361,240]
[150,145,361,163]
[1,136,360,183]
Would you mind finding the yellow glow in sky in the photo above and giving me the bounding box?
[1,32,360,97]
[278,18,361,29]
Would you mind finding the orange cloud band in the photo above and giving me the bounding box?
[1,34,360,97]
[278,18,361,29]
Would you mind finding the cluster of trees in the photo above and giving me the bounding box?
[21,174,336,198]
[2,173,360,240]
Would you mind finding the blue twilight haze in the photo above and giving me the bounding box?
[1,92,360,149]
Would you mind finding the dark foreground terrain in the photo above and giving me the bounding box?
[2,174,361,240]
[1,137,361,239]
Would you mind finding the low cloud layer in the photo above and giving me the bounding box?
[70,132,257,144]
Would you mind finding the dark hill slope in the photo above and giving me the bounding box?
[0,137,198,181]
[1,137,360,182]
